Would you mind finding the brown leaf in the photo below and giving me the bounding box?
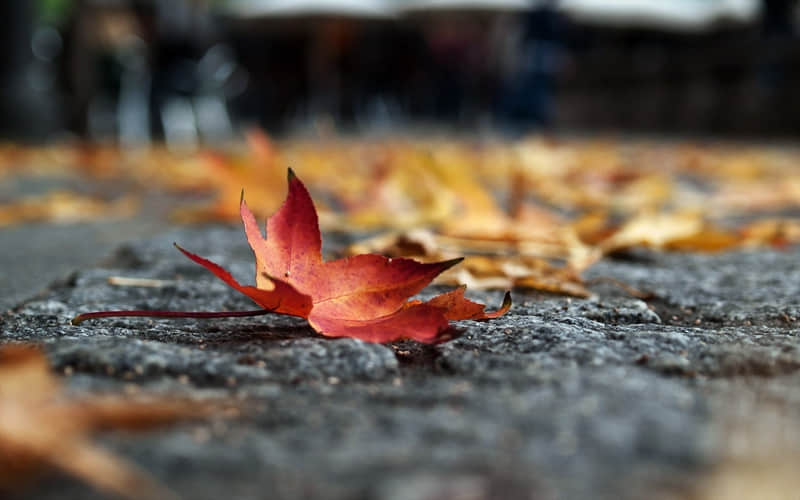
[348,230,594,298]
[0,345,219,499]
[598,211,740,254]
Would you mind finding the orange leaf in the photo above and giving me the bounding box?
[0,345,219,500]
[183,169,510,343]
[427,285,512,321]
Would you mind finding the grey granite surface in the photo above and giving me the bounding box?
[2,226,799,500]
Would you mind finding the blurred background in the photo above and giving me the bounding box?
[2,0,798,144]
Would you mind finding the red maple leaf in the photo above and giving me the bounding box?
[74,170,510,343]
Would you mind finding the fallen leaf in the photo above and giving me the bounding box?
[598,211,739,254]
[171,129,292,223]
[348,230,594,298]
[451,256,593,298]
[0,191,139,227]
[0,345,217,499]
[76,170,510,344]
[738,218,800,248]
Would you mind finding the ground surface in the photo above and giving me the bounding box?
[2,224,800,500]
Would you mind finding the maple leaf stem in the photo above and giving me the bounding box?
[71,309,273,326]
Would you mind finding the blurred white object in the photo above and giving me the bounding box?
[225,0,759,28]
[401,0,534,12]
[225,0,394,18]
[194,96,234,143]
[161,97,198,151]
[557,0,760,31]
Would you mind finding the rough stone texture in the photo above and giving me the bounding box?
[2,226,800,500]
[0,182,180,312]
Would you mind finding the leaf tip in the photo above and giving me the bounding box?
[70,314,86,326]
[440,257,465,271]
[239,188,245,205]
[501,290,513,310]
[173,243,195,261]
[287,167,297,181]
[486,290,513,318]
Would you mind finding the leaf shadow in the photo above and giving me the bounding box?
[192,321,317,346]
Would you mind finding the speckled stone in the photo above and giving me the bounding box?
[2,227,800,500]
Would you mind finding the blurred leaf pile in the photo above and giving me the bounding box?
[3,132,800,295]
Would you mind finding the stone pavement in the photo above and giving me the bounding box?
[1,225,799,500]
